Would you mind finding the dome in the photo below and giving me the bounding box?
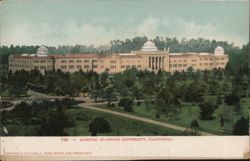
[141,40,158,51]
[37,45,48,56]
[214,46,224,55]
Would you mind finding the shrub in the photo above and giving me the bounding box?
[199,101,215,120]
[232,117,249,135]
[118,97,134,112]
[89,117,112,136]
[190,119,199,129]
[224,92,240,105]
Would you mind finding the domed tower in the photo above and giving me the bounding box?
[141,40,158,52]
[37,45,48,56]
[214,46,224,55]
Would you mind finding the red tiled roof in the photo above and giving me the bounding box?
[11,55,54,59]
[53,54,97,59]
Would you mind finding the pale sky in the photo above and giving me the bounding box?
[0,0,249,47]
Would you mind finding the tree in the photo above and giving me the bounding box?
[232,117,249,135]
[89,117,112,136]
[208,80,220,95]
[224,92,240,105]
[190,119,199,129]
[234,102,242,114]
[216,93,222,105]
[118,97,134,112]
[38,111,74,136]
[220,116,224,127]
[102,85,116,107]
[199,101,215,120]
[11,102,32,120]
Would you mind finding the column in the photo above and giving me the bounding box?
[152,57,154,70]
[159,57,161,69]
[156,57,158,70]
[149,57,151,68]
[162,56,164,70]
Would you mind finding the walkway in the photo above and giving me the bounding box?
[79,103,216,136]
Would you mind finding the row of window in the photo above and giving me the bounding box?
[10,60,30,63]
[171,57,225,63]
[60,59,97,63]
[170,62,225,68]
[10,64,30,68]
[60,65,98,69]
[120,65,141,69]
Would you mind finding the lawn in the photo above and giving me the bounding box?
[95,97,250,135]
[65,107,183,136]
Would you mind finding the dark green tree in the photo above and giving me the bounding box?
[89,117,112,136]
[199,101,215,120]
[118,97,134,112]
[232,117,249,135]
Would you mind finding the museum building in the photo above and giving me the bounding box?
[8,41,229,74]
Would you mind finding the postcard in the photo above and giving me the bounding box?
[0,0,249,160]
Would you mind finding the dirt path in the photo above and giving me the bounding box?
[79,103,216,136]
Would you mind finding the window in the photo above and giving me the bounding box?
[69,60,74,63]
[137,65,141,68]
[220,58,224,60]
[93,60,97,63]
[40,60,46,63]
[77,60,81,63]
[84,65,89,68]
[40,66,46,69]
[170,64,172,67]
[121,65,125,68]
[110,65,116,69]
[173,64,177,67]
[77,65,81,69]
[178,64,182,67]
[183,64,187,67]
[93,65,98,68]
[61,60,67,63]
[84,60,89,63]
[34,60,39,63]
[61,65,66,69]
[209,63,213,66]
[69,65,74,69]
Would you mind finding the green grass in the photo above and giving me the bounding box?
[95,97,250,135]
[64,108,182,136]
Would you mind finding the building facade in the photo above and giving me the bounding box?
[9,41,229,74]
